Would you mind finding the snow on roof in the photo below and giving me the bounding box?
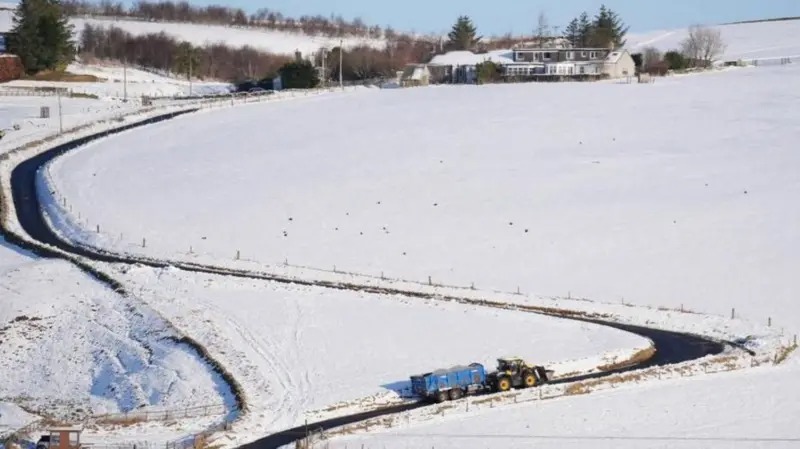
[606,50,628,63]
[429,49,514,66]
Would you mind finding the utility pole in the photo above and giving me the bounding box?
[188,53,193,97]
[339,39,343,90]
[123,58,128,102]
[57,90,63,133]
[321,48,327,88]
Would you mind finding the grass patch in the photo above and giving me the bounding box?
[597,346,657,372]
[23,71,103,82]
[775,344,798,365]
[69,92,100,99]
[94,415,148,427]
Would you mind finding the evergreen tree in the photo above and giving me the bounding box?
[590,4,628,48]
[8,0,75,74]
[174,41,200,80]
[446,16,481,51]
[279,60,319,89]
[563,18,580,47]
[577,12,592,47]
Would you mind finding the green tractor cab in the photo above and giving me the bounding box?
[487,357,552,392]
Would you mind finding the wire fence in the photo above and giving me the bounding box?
[90,403,227,426]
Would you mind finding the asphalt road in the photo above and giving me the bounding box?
[4,109,728,449]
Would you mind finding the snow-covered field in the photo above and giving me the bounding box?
[0,241,233,421]
[343,355,800,449]
[627,18,800,61]
[42,64,800,328]
[69,17,387,56]
[110,264,648,441]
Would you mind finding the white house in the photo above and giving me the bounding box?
[603,49,636,79]
[428,50,514,83]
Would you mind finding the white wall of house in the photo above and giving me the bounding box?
[604,50,636,78]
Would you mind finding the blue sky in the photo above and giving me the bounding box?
[183,0,800,35]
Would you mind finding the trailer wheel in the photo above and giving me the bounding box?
[449,388,463,401]
[522,371,537,388]
[435,390,448,403]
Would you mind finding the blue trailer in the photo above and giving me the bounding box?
[410,362,488,402]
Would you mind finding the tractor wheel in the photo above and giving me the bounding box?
[522,371,537,388]
[435,390,448,403]
[497,376,512,392]
[449,388,463,401]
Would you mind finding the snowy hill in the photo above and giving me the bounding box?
[627,18,800,61]
[0,241,233,420]
[69,16,387,56]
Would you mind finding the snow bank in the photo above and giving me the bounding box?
[0,251,233,420]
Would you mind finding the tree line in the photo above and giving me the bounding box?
[78,23,292,81]
[76,23,436,83]
[61,0,394,39]
[563,5,628,49]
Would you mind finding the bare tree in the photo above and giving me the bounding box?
[681,25,726,67]
[642,46,662,68]
[534,10,550,47]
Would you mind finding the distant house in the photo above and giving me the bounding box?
[603,50,636,79]
[427,50,514,84]
[400,64,431,87]
[506,48,611,78]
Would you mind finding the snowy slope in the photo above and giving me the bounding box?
[113,264,649,440]
[0,402,36,435]
[627,19,800,61]
[0,96,141,152]
[0,242,233,420]
[44,64,800,328]
[69,17,386,55]
[1,63,232,99]
[345,356,800,449]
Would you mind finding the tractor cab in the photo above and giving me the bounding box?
[488,357,551,392]
[496,357,528,374]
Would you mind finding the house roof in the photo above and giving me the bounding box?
[605,49,630,63]
[428,49,514,67]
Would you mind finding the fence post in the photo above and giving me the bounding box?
[142,237,146,248]
[768,317,772,327]
[731,308,735,319]
[794,334,797,347]
[428,275,432,285]
[236,250,240,260]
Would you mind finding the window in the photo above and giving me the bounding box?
[566,51,574,60]
[581,51,587,57]
[543,52,552,60]
[590,51,597,59]
[579,65,586,74]
[516,52,524,61]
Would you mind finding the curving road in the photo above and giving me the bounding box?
[3,109,728,449]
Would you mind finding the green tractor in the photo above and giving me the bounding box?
[487,357,552,392]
